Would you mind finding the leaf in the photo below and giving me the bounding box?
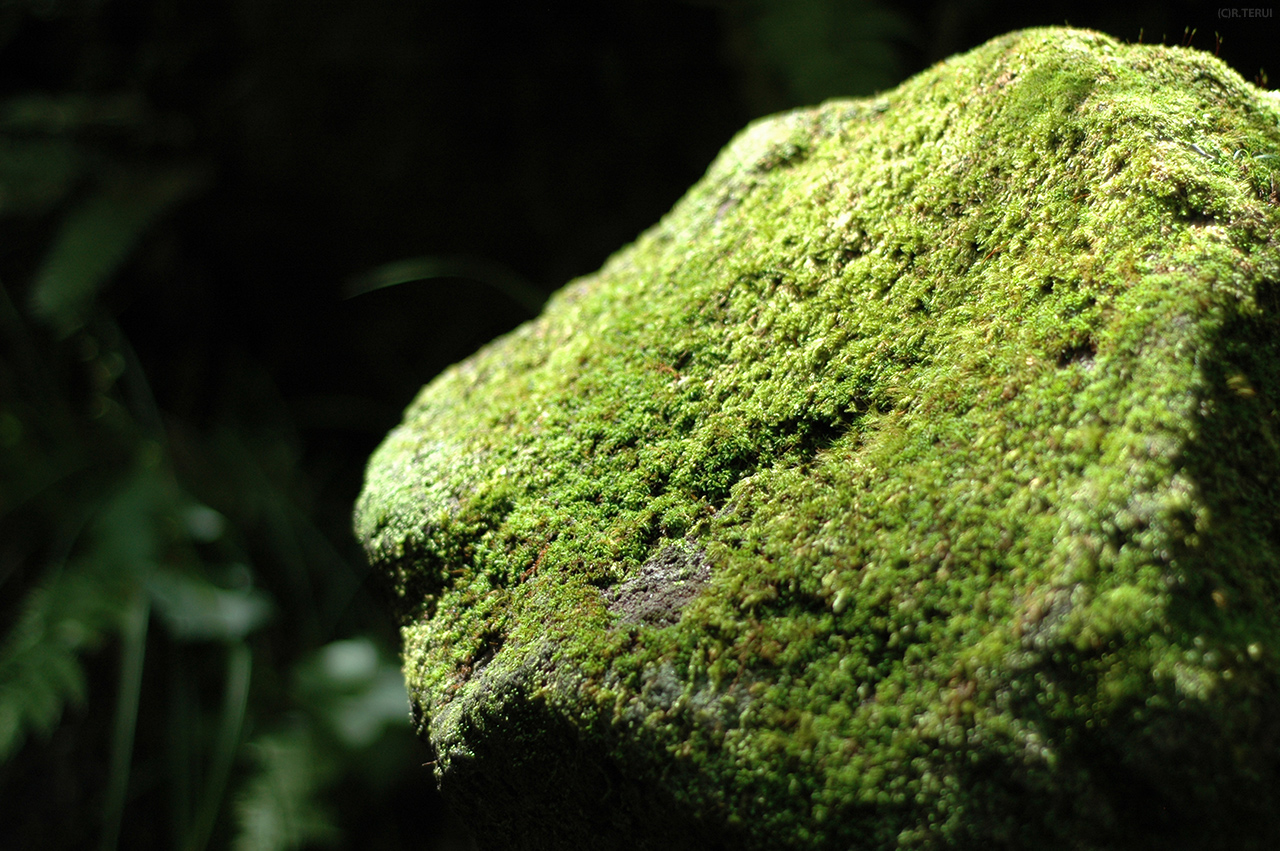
[0,137,85,216]
[181,504,227,543]
[188,643,254,851]
[0,568,119,761]
[296,640,410,749]
[0,92,150,135]
[312,639,380,688]
[345,254,546,315]
[0,467,170,762]
[148,570,273,643]
[327,668,410,750]
[29,166,205,335]
[233,732,339,851]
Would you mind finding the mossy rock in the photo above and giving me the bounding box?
[355,27,1280,850]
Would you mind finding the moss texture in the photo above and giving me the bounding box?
[355,27,1280,850]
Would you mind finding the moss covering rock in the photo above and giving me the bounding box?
[355,27,1280,850]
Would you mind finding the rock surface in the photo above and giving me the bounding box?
[355,27,1280,850]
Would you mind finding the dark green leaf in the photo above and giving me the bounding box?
[345,254,546,315]
[29,167,204,335]
[148,571,272,642]
[0,92,150,135]
[0,137,84,216]
[233,732,340,851]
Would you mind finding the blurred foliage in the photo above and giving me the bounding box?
[0,79,446,851]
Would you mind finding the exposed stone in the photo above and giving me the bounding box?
[604,543,712,627]
[356,27,1280,850]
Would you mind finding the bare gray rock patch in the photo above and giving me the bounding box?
[603,543,711,627]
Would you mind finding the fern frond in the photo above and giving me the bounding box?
[233,731,339,851]
[0,555,134,761]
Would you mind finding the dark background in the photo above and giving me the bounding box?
[1,1,1273,849]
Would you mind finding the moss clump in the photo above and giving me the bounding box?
[356,27,1280,850]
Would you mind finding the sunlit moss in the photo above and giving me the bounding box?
[357,27,1280,849]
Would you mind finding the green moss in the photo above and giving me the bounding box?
[356,27,1280,850]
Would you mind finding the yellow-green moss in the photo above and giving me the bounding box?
[356,27,1280,850]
